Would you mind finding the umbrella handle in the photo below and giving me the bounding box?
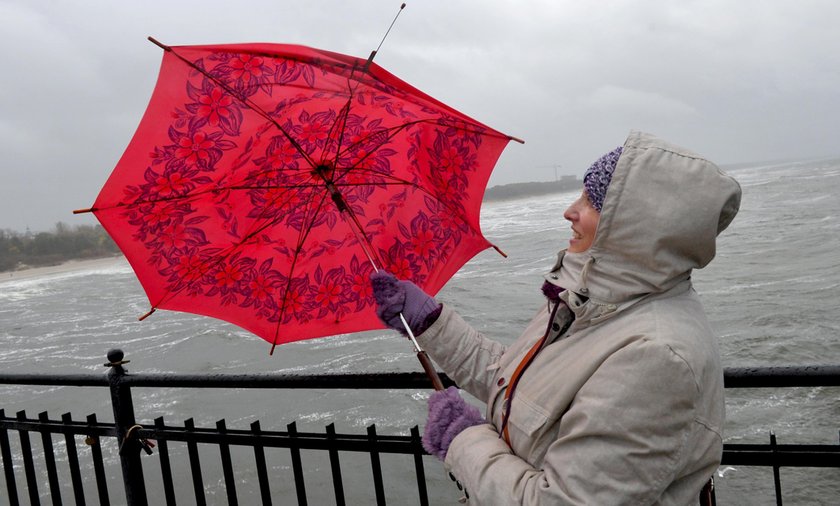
[398,313,444,391]
[416,350,445,391]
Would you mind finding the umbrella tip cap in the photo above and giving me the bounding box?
[139,308,156,321]
[147,37,171,52]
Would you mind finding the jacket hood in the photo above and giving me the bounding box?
[546,131,741,304]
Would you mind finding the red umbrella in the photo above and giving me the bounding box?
[76,38,520,388]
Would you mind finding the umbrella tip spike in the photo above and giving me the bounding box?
[72,207,93,214]
[365,0,406,71]
[492,244,508,258]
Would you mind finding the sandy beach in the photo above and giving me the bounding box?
[0,256,127,283]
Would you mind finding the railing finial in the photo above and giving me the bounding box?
[105,348,130,368]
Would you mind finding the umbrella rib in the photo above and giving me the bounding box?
[322,96,354,168]
[147,171,329,324]
[221,175,325,251]
[89,181,307,212]
[90,180,414,214]
[329,113,512,243]
[156,41,317,170]
[403,170,485,231]
[270,185,333,352]
[335,117,513,163]
[314,92,392,270]
[326,67,372,168]
[323,119,422,210]
[330,115,494,180]
[134,157,321,309]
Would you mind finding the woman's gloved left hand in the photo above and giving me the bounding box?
[422,386,486,460]
[370,271,441,335]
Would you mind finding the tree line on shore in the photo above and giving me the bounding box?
[0,223,120,272]
[483,176,581,201]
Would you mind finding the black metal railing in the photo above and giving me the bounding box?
[719,365,840,505]
[1,350,839,505]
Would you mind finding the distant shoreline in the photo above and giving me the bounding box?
[0,255,125,283]
[483,177,581,202]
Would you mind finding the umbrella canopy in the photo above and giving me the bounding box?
[79,38,519,352]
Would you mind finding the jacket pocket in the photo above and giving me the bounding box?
[508,392,550,436]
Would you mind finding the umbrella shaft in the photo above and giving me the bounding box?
[339,208,381,272]
[315,165,379,267]
[399,313,423,353]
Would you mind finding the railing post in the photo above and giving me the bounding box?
[770,432,783,506]
[106,349,148,506]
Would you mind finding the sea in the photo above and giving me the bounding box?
[1,158,839,505]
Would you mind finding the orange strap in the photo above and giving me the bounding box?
[501,332,549,445]
[500,301,566,446]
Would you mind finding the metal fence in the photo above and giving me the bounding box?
[1,350,839,505]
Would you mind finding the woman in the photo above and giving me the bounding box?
[372,131,741,504]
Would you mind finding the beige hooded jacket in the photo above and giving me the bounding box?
[417,131,741,505]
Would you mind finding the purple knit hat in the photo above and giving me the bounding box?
[583,146,623,212]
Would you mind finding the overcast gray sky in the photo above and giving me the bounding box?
[1,0,838,232]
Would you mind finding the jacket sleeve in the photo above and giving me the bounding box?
[417,304,508,402]
[443,338,703,505]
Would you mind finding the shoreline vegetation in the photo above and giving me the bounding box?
[483,176,581,202]
[1,179,582,275]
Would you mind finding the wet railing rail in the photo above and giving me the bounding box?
[1,351,839,506]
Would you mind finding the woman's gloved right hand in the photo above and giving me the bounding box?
[422,386,486,460]
[370,271,441,335]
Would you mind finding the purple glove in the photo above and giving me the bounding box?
[422,386,486,460]
[370,271,441,335]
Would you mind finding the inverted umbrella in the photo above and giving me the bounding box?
[76,38,520,388]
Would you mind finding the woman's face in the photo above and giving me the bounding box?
[563,190,601,253]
